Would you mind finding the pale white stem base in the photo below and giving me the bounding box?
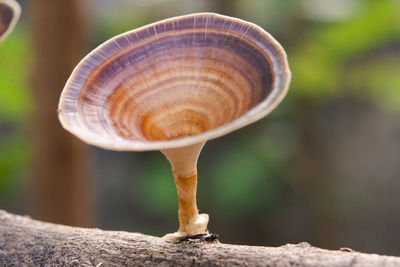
[161,142,209,242]
[162,214,209,243]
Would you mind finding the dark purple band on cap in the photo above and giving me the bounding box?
[0,3,13,36]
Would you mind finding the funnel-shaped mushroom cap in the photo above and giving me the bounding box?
[58,13,291,151]
[0,0,20,43]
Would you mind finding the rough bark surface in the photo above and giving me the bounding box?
[0,210,399,267]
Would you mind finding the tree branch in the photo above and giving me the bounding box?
[0,210,399,266]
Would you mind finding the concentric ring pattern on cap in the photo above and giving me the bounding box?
[58,12,291,151]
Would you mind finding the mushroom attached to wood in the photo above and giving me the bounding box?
[58,13,291,242]
[0,0,20,43]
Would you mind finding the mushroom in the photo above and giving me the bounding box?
[58,13,291,242]
[0,0,20,43]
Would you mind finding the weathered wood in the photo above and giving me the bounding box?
[0,210,399,266]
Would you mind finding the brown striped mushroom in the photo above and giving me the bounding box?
[0,0,20,43]
[58,13,291,242]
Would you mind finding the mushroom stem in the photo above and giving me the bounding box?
[161,141,209,241]
[173,171,203,232]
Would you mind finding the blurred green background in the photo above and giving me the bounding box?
[1,0,400,255]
